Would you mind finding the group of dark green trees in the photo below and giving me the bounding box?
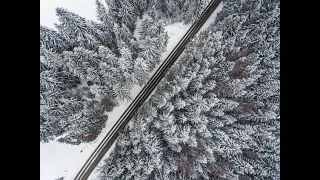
[40,0,211,144]
[97,0,280,179]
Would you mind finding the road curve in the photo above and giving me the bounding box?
[74,0,222,179]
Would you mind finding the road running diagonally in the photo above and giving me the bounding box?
[74,0,222,179]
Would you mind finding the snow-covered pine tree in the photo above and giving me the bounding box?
[131,0,149,19]
[147,6,161,22]
[40,90,84,143]
[161,0,181,19]
[121,1,138,32]
[57,108,108,145]
[54,7,101,50]
[95,0,119,54]
[104,0,122,25]
[40,49,80,106]
[97,0,280,179]
[132,14,168,85]
[113,23,134,48]
[109,41,134,102]
[40,25,70,53]
[104,0,137,32]
[182,0,211,24]
[147,0,210,24]
[138,36,162,71]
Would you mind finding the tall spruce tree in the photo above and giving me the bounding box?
[40,25,70,52]
[95,0,119,53]
[133,14,168,85]
[55,7,101,50]
[182,0,211,23]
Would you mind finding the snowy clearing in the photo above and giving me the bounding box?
[40,0,103,29]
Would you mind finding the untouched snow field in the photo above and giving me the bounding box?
[40,2,223,180]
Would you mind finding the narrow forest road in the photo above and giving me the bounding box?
[74,0,222,179]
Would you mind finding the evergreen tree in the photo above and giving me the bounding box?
[113,23,133,46]
[104,0,122,25]
[182,0,211,24]
[120,1,138,32]
[104,0,137,32]
[54,7,101,50]
[97,44,133,102]
[95,0,118,53]
[40,25,70,52]
[57,110,108,145]
[137,33,168,72]
[40,49,80,106]
[132,14,168,85]
[131,0,149,19]
[161,0,181,19]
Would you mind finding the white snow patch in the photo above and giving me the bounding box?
[40,0,107,29]
[162,22,192,59]
[133,15,145,40]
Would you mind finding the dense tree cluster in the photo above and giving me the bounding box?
[97,0,280,179]
[40,0,214,144]
[40,0,171,144]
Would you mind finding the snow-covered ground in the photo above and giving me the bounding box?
[40,2,223,180]
[40,0,103,29]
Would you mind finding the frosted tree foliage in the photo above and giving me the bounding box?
[133,14,169,85]
[97,0,280,179]
[40,26,70,53]
[40,0,172,144]
[147,0,211,24]
[40,0,275,146]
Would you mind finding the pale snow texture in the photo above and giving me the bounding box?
[40,0,103,29]
[40,3,223,179]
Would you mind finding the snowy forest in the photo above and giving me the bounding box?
[40,0,212,145]
[96,0,280,180]
[41,0,280,179]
